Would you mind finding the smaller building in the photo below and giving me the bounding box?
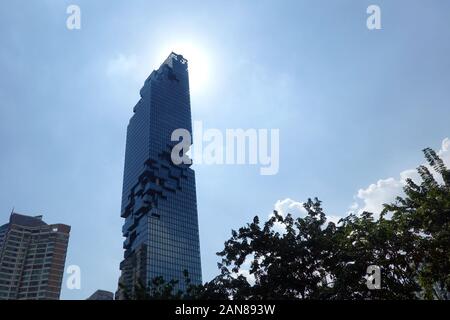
[0,212,71,300]
[87,289,114,300]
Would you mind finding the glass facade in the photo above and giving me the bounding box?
[118,53,202,297]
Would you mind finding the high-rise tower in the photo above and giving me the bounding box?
[118,53,202,297]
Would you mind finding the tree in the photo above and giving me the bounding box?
[383,148,450,299]
[210,198,333,299]
[327,211,420,299]
[204,147,449,300]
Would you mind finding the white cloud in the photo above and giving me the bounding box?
[237,268,255,285]
[352,137,450,217]
[438,137,450,164]
[271,198,342,233]
[106,53,137,76]
[236,256,256,286]
[356,177,403,216]
[273,198,307,217]
[270,198,306,234]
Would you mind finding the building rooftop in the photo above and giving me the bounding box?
[9,213,47,227]
[163,52,187,65]
[160,52,188,71]
[87,290,114,300]
[1,213,71,234]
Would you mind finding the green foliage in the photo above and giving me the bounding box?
[382,148,450,299]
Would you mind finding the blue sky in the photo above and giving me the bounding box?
[1,0,449,299]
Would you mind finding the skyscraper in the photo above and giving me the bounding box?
[118,53,202,297]
[0,212,70,300]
